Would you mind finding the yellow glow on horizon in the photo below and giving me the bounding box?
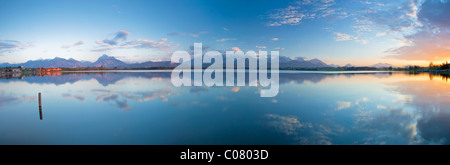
[430,60,450,66]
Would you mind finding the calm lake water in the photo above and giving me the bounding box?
[0,71,449,145]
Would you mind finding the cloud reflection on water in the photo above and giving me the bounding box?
[1,71,450,144]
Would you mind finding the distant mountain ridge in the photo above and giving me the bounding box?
[0,54,396,69]
[0,54,175,69]
[92,54,126,68]
[22,57,84,68]
[370,63,396,68]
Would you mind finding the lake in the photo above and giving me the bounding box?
[0,71,449,145]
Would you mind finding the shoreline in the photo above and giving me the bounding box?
[62,69,401,73]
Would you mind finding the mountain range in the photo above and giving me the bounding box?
[369,63,396,68]
[0,54,178,69]
[0,54,396,69]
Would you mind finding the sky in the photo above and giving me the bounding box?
[0,0,449,67]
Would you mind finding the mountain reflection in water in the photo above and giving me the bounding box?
[0,71,449,145]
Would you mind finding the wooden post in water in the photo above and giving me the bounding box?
[38,92,43,120]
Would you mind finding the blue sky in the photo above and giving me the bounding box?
[1,0,449,66]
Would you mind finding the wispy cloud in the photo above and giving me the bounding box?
[266,114,312,135]
[61,40,85,49]
[271,38,279,41]
[334,32,356,41]
[62,93,86,102]
[0,92,36,107]
[266,0,432,59]
[125,38,178,51]
[265,113,342,145]
[386,0,450,61]
[265,0,348,26]
[333,32,369,44]
[88,88,174,110]
[92,31,178,53]
[359,0,420,35]
[216,38,236,42]
[0,39,33,54]
[335,101,352,110]
[102,30,130,46]
[268,22,282,27]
